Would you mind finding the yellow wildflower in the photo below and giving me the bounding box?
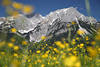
[54,48,59,53]
[2,0,12,6]
[46,50,50,54]
[29,50,32,53]
[11,28,17,33]
[67,48,72,51]
[22,5,33,14]
[77,29,85,35]
[11,11,19,16]
[0,52,5,55]
[79,43,84,48]
[48,62,50,64]
[13,46,19,51]
[6,6,19,16]
[13,53,18,57]
[55,41,65,48]
[67,24,70,27]
[72,39,76,45]
[72,21,76,25]
[37,59,42,63]
[28,59,31,63]
[91,41,96,45]
[55,61,59,64]
[34,61,37,64]
[41,64,45,67]
[98,48,100,52]
[41,36,46,40]
[86,36,89,40]
[22,41,28,45]
[8,43,14,48]
[68,53,72,55]
[10,38,16,42]
[64,56,81,67]
[12,2,23,10]
[87,47,97,57]
[73,50,77,55]
[36,50,41,54]
[42,54,48,58]
[53,57,57,60]
[76,37,79,40]
[64,42,69,47]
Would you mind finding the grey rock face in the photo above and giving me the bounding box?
[0,7,98,42]
[28,7,97,42]
[13,14,43,34]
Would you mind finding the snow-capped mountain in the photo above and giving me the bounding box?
[0,7,98,42]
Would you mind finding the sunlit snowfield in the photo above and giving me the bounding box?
[0,0,100,67]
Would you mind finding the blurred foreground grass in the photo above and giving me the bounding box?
[0,28,100,67]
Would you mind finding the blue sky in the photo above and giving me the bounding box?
[0,0,100,21]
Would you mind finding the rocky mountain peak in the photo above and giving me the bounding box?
[0,7,98,42]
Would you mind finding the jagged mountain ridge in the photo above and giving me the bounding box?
[0,7,98,42]
[27,7,97,42]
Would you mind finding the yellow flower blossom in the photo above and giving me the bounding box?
[13,46,19,51]
[79,43,84,48]
[72,21,76,25]
[67,48,72,51]
[13,53,18,57]
[64,56,81,67]
[22,41,28,45]
[41,64,45,67]
[73,50,77,55]
[76,37,79,40]
[64,42,69,47]
[86,36,89,40]
[12,2,23,10]
[37,59,42,63]
[36,50,41,54]
[55,61,59,64]
[2,0,12,6]
[10,38,16,42]
[8,43,14,48]
[54,48,59,53]
[0,52,5,55]
[11,11,19,16]
[72,39,76,45]
[91,41,96,45]
[11,28,17,33]
[22,5,33,14]
[53,57,57,60]
[42,54,48,58]
[28,59,31,63]
[98,48,100,52]
[87,47,97,57]
[55,41,65,48]
[77,29,85,35]
[6,6,19,16]
[41,36,46,40]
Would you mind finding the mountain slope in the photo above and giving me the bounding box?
[0,7,98,42]
[28,7,97,42]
